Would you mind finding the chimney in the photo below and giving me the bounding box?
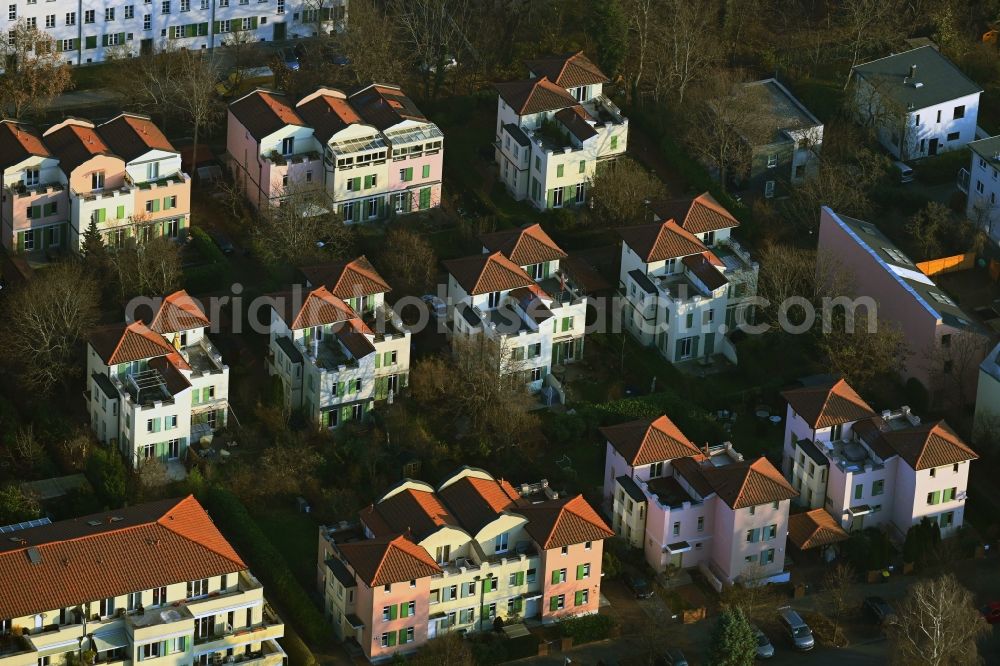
[909,64,917,80]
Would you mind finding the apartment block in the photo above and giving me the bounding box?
[87,290,229,474]
[0,0,346,66]
[602,415,797,586]
[227,85,442,221]
[444,224,589,394]
[618,193,758,365]
[0,115,190,259]
[961,135,1000,244]
[0,496,285,666]
[781,378,978,539]
[851,45,982,160]
[266,257,410,428]
[317,467,613,662]
[494,52,627,210]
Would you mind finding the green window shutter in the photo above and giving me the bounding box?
[514,597,523,612]
[98,208,107,222]
[579,160,586,173]
[419,187,431,210]
[249,16,258,28]
[162,196,170,209]
[481,605,489,618]
[483,578,491,593]
[610,136,618,150]
[117,205,125,219]
[557,164,564,177]
[374,354,381,369]
[549,596,559,612]
[86,35,97,49]
[31,205,41,219]
[17,231,24,252]
[73,39,80,50]
[101,34,109,47]
[515,572,524,586]
[576,565,584,580]
[546,189,555,208]
[389,605,397,620]
[152,199,160,212]
[341,405,351,422]
[404,167,413,181]
[118,32,126,43]
[551,570,559,585]
[387,632,396,647]
[422,164,430,178]
[575,591,584,606]
[198,22,208,36]
[213,20,221,32]
[384,351,391,365]
[399,602,408,618]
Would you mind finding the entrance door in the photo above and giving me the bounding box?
[704,332,715,358]
[140,39,153,56]
[928,138,939,156]
[524,597,540,619]
[273,22,286,40]
[427,619,438,639]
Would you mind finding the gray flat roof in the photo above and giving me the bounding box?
[325,557,357,588]
[853,46,982,110]
[745,78,822,143]
[797,439,828,467]
[628,268,656,295]
[616,475,646,503]
[968,135,1000,163]
[504,123,531,148]
[275,335,303,364]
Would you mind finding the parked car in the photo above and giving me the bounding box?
[752,625,774,659]
[208,230,235,255]
[215,66,274,97]
[863,596,895,625]
[421,294,447,319]
[656,648,688,666]
[277,46,300,70]
[623,571,654,599]
[981,602,1000,624]
[777,606,815,651]
[892,160,914,183]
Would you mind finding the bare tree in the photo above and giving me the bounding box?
[661,0,722,105]
[784,147,889,233]
[0,21,74,119]
[588,156,666,227]
[251,183,355,267]
[171,50,223,175]
[721,562,780,622]
[5,425,45,474]
[103,42,184,120]
[221,29,261,94]
[823,563,856,641]
[407,632,474,666]
[927,330,990,411]
[622,0,660,100]
[838,0,904,90]
[755,246,852,328]
[377,227,437,297]
[886,573,989,666]
[342,0,407,85]
[819,311,908,394]
[2,261,99,392]
[108,233,183,302]
[391,0,472,100]
[906,202,949,260]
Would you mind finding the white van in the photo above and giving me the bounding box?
[893,161,914,184]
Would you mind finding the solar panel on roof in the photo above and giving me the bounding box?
[0,517,51,533]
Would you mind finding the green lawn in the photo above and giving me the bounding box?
[253,506,321,591]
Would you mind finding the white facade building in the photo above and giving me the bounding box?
[781,378,978,540]
[851,45,982,161]
[962,135,1000,242]
[1,0,346,66]
[618,192,757,365]
[494,52,627,210]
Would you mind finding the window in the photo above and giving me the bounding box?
[930,467,937,478]
[7,4,13,19]
[187,578,209,598]
[139,642,161,660]
[872,479,884,496]
[91,171,105,191]
[953,463,960,473]
[84,9,94,22]
[459,608,474,625]
[161,0,170,11]
[929,291,956,306]
[697,516,704,532]
[526,568,537,584]
[940,511,955,528]
[764,180,775,198]
[105,7,115,20]
[764,524,777,540]
[745,528,760,543]
[495,532,509,554]
[550,594,565,611]
[927,490,941,505]
[854,484,863,500]
[24,16,35,28]
[180,0,189,9]
[152,586,167,605]
[422,164,431,179]
[947,131,960,141]
[977,180,985,194]
[943,487,957,502]
[99,597,115,618]
[381,605,393,621]
[400,167,413,182]
[761,548,775,565]
[435,544,450,564]
[553,568,567,583]
[146,161,159,180]
[45,14,55,27]
[552,187,564,207]
[127,592,141,611]
[125,5,134,18]
[575,182,585,203]
[534,156,541,171]
[66,11,76,25]
[954,105,966,119]
[143,14,150,29]
[672,521,680,536]
[366,197,378,218]
[767,154,777,168]
[399,627,414,644]
[575,589,589,606]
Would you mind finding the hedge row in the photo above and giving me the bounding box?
[558,614,616,644]
[200,487,328,646]
[184,227,232,293]
[469,632,540,665]
[279,627,318,666]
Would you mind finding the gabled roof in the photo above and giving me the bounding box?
[337,534,442,587]
[279,286,355,330]
[229,90,305,141]
[97,113,176,163]
[149,290,210,334]
[650,192,740,235]
[600,415,701,467]
[517,495,613,549]
[437,473,521,535]
[89,321,175,366]
[444,251,535,295]
[336,319,376,359]
[781,379,876,429]
[0,496,245,620]
[618,220,707,263]
[0,120,50,171]
[879,421,978,471]
[788,509,849,550]
[524,51,609,89]
[495,76,578,115]
[852,45,982,111]
[704,457,798,509]
[480,224,567,267]
[349,84,426,131]
[43,121,115,175]
[299,256,391,300]
[295,88,364,143]
[360,487,458,541]
[682,253,728,291]
[555,106,597,142]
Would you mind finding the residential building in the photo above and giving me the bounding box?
[782,378,978,539]
[227,85,443,220]
[851,45,982,160]
[444,224,588,394]
[494,52,627,210]
[266,257,410,428]
[974,340,1000,443]
[317,467,613,662]
[740,78,823,199]
[0,496,285,666]
[602,415,797,585]
[961,135,1000,243]
[86,290,229,474]
[0,114,190,258]
[618,193,758,365]
[0,0,346,66]
[817,207,990,402]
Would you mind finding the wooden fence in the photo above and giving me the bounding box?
[916,252,976,276]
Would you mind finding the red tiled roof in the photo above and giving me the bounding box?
[229,90,305,141]
[149,290,210,334]
[704,457,798,509]
[43,121,116,175]
[600,416,701,466]
[524,52,609,88]
[444,251,535,295]
[781,379,876,429]
[288,286,355,330]
[880,421,978,470]
[295,88,364,143]
[0,120,50,171]
[89,321,175,365]
[337,535,442,587]
[438,472,520,535]
[360,486,459,541]
[336,319,376,359]
[97,113,176,163]
[517,495,614,549]
[788,509,849,550]
[0,496,245,620]
[618,220,707,263]
[299,256,392,300]
[495,77,579,115]
[651,192,740,235]
[349,84,426,131]
[480,224,568,267]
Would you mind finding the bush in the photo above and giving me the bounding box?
[85,447,127,508]
[558,614,615,644]
[200,487,329,645]
[184,227,232,292]
[278,629,318,666]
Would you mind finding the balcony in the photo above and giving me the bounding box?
[182,336,227,378]
[78,184,131,202]
[298,336,359,372]
[114,369,175,407]
[6,182,65,199]
[193,605,283,654]
[714,238,757,275]
[364,305,408,342]
[539,270,586,307]
[126,171,189,190]
[265,150,322,167]
[581,94,627,126]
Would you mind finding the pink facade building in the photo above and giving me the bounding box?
[317,467,612,662]
[227,85,443,223]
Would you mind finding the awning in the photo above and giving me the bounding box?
[848,505,871,517]
[667,541,692,554]
[91,629,129,652]
[502,623,531,639]
[34,641,79,658]
[346,614,365,629]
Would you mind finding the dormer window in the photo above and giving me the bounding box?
[488,291,501,308]
[282,136,295,156]
[650,461,664,478]
[91,171,105,191]
[831,423,843,441]
[23,169,39,186]
[146,161,159,180]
